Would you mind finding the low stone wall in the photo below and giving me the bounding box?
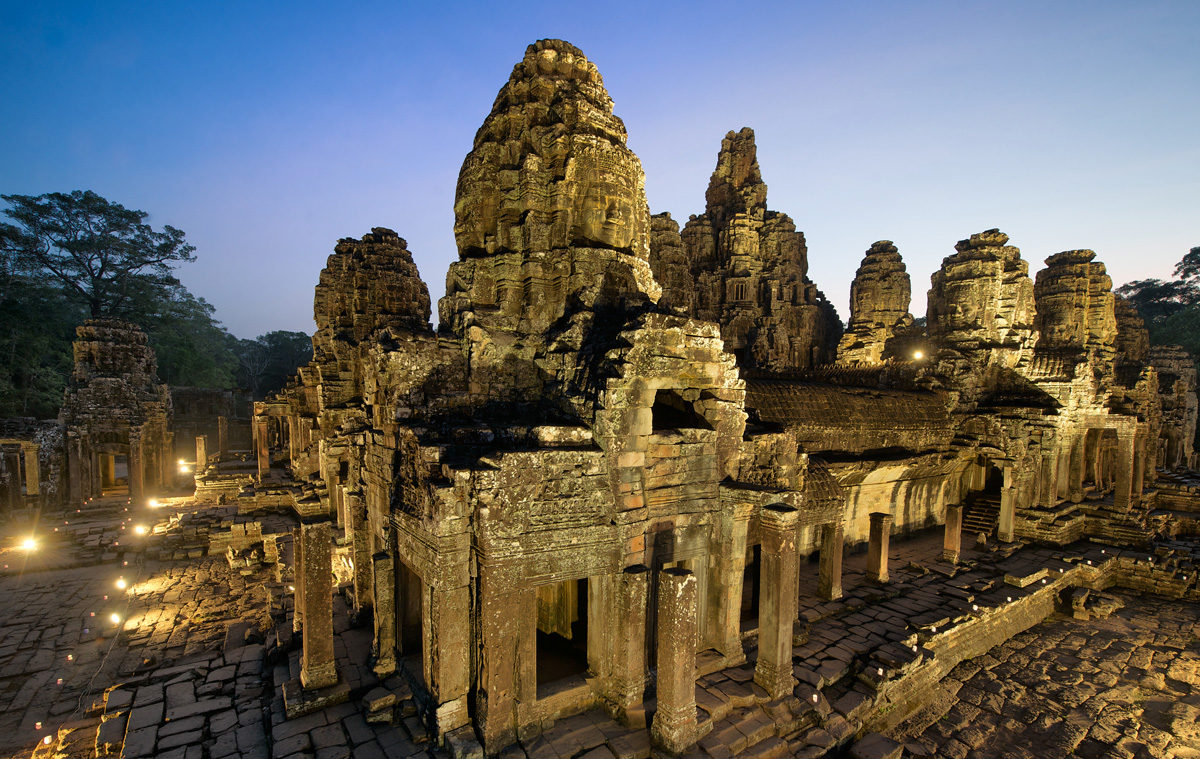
[859,545,1199,737]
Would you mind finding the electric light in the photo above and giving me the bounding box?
[116,578,127,590]
[43,736,51,746]
[110,613,120,625]
[912,350,924,360]
[21,537,36,551]
[148,499,159,508]
[178,459,185,465]
[134,525,146,535]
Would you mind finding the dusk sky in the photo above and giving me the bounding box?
[3,1,1197,339]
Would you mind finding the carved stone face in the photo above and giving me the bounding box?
[576,171,637,250]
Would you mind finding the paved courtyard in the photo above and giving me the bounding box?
[1,495,1198,759]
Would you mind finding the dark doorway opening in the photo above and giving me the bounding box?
[740,543,761,631]
[535,577,589,695]
[651,389,713,431]
[397,560,424,686]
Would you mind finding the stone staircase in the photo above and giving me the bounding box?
[962,493,1001,538]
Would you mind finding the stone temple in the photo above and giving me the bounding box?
[2,38,1199,759]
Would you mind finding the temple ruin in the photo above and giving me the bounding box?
[1,37,1198,759]
[242,39,1198,757]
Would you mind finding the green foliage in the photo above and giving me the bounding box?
[235,331,312,400]
[1,190,239,398]
[0,275,83,418]
[1,190,195,318]
[142,286,239,389]
[1118,246,1200,363]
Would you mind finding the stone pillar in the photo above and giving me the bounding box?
[651,568,698,755]
[293,527,305,634]
[943,504,963,563]
[477,561,519,753]
[998,465,1016,543]
[255,418,270,479]
[68,437,83,505]
[4,452,20,511]
[300,520,337,689]
[866,511,893,584]
[754,505,799,700]
[100,454,116,489]
[21,444,39,497]
[217,416,229,459]
[430,584,472,735]
[347,491,373,614]
[128,438,144,503]
[89,450,101,496]
[715,502,754,664]
[372,551,396,676]
[612,565,649,710]
[1113,430,1135,512]
[817,522,844,601]
[1069,432,1085,503]
[195,435,208,471]
[1132,436,1146,500]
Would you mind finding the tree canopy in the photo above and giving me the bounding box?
[1117,246,1200,364]
[0,190,242,416]
[1,190,196,319]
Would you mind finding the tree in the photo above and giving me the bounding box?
[1117,246,1200,368]
[1,190,195,318]
[235,331,312,399]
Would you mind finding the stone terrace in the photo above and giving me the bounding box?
[4,498,1198,759]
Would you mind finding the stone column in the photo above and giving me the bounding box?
[1113,430,1135,512]
[372,551,396,676]
[998,465,1016,543]
[1132,436,1146,500]
[866,511,893,584]
[943,504,963,563]
[128,438,144,503]
[21,444,39,497]
[476,560,519,753]
[715,502,754,664]
[430,584,472,735]
[1069,432,1085,503]
[346,491,374,614]
[100,454,116,489]
[651,568,698,755]
[195,435,208,471]
[611,565,649,710]
[89,450,101,497]
[292,527,305,634]
[68,437,83,505]
[300,520,337,689]
[4,452,20,511]
[817,522,844,601]
[255,417,270,478]
[217,416,229,459]
[754,504,799,700]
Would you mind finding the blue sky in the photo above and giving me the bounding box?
[3,1,1197,339]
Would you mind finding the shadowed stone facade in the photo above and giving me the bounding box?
[250,39,1200,758]
[59,319,173,505]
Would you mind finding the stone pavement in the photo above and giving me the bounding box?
[886,591,1200,758]
[4,495,1200,759]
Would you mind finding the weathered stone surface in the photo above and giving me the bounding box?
[927,229,1036,366]
[656,127,841,372]
[837,241,913,364]
[1113,294,1150,365]
[59,319,172,505]
[1150,344,1198,469]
